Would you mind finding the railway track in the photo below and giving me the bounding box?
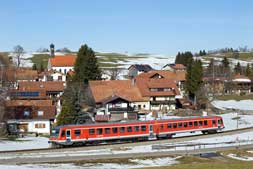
[1,127,253,154]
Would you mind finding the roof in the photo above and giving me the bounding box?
[173,64,186,69]
[89,80,148,103]
[18,81,65,92]
[6,99,53,107]
[136,78,180,97]
[0,68,38,82]
[128,64,153,72]
[50,55,76,67]
[136,70,186,81]
[233,74,251,83]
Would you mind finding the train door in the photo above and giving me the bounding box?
[66,129,71,142]
[148,124,156,140]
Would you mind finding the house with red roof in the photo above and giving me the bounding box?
[47,54,76,74]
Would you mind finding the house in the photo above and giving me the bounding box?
[128,64,153,78]
[135,72,181,111]
[39,70,67,82]
[5,99,56,134]
[17,81,65,98]
[162,64,186,72]
[88,80,149,108]
[136,70,186,93]
[203,76,228,96]
[0,67,38,87]
[47,54,76,74]
[230,74,251,94]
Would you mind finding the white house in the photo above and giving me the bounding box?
[47,55,76,74]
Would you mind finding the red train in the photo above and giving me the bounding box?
[49,116,224,147]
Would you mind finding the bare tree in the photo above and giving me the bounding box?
[104,68,122,80]
[13,45,24,67]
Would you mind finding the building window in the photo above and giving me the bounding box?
[97,128,103,135]
[105,128,110,134]
[24,111,30,117]
[74,130,81,136]
[89,129,95,135]
[35,123,45,128]
[37,111,44,116]
[58,76,62,81]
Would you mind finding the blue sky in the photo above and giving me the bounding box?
[0,0,252,55]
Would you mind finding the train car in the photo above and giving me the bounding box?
[49,116,224,147]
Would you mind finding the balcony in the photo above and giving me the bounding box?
[108,107,134,112]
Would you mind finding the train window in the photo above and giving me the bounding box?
[218,120,222,124]
[212,120,216,125]
[89,129,95,135]
[112,127,118,134]
[204,120,208,126]
[74,130,81,136]
[120,127,125,133]
[105,128,110,134]
[173,123,177,128]
[134,126,139,132]
[141,125,146,131]
[127,126,132,132]
[167,123,172,128]
[199,121,203,126]
[178,123,182,128]
[61,130,65,137]
[194,121,198,126]
[160,124,164,130]
[184,122,188,127]
[97,128,103,135]
[189,122,193,127]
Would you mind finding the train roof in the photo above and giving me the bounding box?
[53,115,222,129]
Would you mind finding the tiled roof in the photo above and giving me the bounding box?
[173,64,186,69]
[18,81,65,92]
[50,55,76,67]
[136,78,180,97]
[5,100,56,119]
[136,70,186,81]
[128,64,153,72]
[0,68,38,82]
[89,80,148,103]
[6,100,53,107]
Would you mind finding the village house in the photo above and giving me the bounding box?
[128,64,153,79]
[39,69,67,82]
[136,70,186,94]
[47,54,76,74]
[88,80,149,121]
[135,71,182,111]
[162,64,186,72]
[5,99,56,135]
[230,74,251,94]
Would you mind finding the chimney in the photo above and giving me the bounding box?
[50,43,55,57]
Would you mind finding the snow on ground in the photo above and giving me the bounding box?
[0,157,179,169]
[0,136,49,151]
[212,100,253,110]
[227,154,253,161]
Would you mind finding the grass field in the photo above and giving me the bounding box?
[141,155,253,169]
[203,52,253,61]
[29,54,50,69]
[216,94,253,101]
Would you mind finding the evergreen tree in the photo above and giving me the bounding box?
[175,52,181,64]
[222,57,229,68]
[185,59,203,101]
[234,62,242,74]
[199,50,203,56]
[175,51,193,67]
[56,82,85,125]
[73,44,101,84]
[246,63,251,76]
[32,63,37,70]
[203,50,207,55]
